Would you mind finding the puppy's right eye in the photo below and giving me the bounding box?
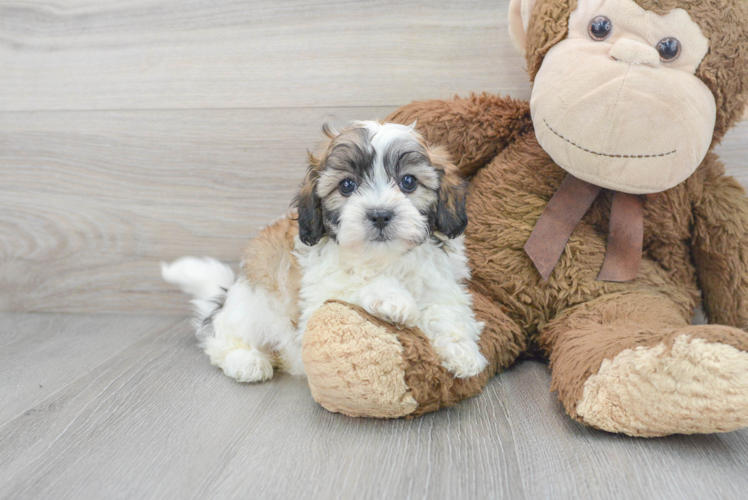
[399,174,417,193]
[339,179,357,196]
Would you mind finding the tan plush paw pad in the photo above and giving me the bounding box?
[577,335,748,437]
[302,302,418,418]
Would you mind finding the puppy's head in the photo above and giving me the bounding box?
[294,121,467,252]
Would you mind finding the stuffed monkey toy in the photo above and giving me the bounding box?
[295,0,748,437]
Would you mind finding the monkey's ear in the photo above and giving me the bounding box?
[508,0,537,54]
[294,158,325,246]
[430,148,468,239]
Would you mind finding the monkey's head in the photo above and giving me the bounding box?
[509,0,748,194]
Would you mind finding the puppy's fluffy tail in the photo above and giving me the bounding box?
[161,257,236,335]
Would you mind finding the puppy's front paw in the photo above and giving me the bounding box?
[365,296,421,327]
[434,338,488,379]
[220,349,274,383]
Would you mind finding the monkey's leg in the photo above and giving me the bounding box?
[302,289,526,418]
[539,292,748,437]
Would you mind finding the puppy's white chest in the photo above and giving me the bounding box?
[294,238,452,307]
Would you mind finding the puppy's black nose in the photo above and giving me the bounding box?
[368,210,393,230]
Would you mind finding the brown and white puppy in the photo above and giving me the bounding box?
[163,121,487,383]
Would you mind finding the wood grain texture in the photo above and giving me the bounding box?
[0,107,393,313]
[493,360,748,500]
[0,0,530,111]
[718,121,748,187]
[1,314,746,500]
[0,313,181,423]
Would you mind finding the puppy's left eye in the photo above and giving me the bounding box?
[399,175,417,193]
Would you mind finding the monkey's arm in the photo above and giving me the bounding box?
[691,158,748,329]
[386,93,532,177]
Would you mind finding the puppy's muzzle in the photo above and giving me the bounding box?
[367,209,394,230]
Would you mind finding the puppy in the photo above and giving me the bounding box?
[162,121,487,383]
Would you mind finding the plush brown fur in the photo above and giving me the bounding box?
[298,0,748,433]
[540,291,748,421]
[303,301,419,418]
[394,289,527,417]
[303,293,527,418]
[381,84,748,426]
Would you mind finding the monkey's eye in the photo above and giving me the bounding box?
[589,16,612,41]
[339,178,357,196]
[657,37,681,62]
[399,175,417,193]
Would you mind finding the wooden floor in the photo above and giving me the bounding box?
[1,313,746,500]
[2,0,748,498]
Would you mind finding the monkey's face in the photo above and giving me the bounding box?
[529,0,716,194]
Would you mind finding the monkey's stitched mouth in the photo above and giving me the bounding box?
[544,119,676,159]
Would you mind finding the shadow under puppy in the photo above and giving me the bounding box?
[163,121,486,382]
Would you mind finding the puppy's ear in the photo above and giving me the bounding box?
[294,153,325,246]
[321,122,339,139]
[430,147,468,239]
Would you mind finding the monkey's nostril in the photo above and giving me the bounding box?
[368,210,394,230]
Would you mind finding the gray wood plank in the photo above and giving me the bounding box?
[0,315,524,500]
[494,361,748,500]
[1,314,747,500]
[718,121,748,188]
[0,313,182,424]
[0,0,530,111]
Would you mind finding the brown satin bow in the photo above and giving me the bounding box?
[524,174,654,282]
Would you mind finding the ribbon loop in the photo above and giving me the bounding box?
[524,174,646,282]
[524,175,601,281]
[597,192,644,282]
